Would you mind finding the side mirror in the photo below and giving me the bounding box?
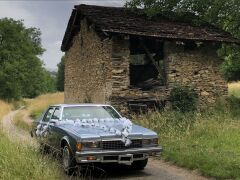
[49,119,58,125]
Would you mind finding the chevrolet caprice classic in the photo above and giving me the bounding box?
[32,104,162,174]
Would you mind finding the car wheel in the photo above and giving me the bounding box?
[62,145,76,175]
[131,158,148,170]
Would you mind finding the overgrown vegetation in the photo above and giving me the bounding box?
[13,111,32,131]
[25,92,64,119]
[0,18,56,101]
[0,100,62,179]
[0,101,11,120]
[169,84,198,112]
[0,133,63,180]
[133,96,240,179]
[228,81,240,98]
[126,0,240,81]
[1,83,239,179]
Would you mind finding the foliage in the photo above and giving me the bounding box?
[132,96,240,179]
[169,84,198,112]
[125,0,240,81]
[219,45,240,81]
[83,94,92,103]
[56,56,65,92]
[0,18,55,100]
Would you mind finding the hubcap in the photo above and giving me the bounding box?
[63,146,70,170]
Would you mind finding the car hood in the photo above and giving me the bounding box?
[59,123,157,140]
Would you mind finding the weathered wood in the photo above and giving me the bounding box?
[140,40,164,81]
[62,5,240,51]
[140,41,160,72]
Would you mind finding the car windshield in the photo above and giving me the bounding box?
[62,106,121,120]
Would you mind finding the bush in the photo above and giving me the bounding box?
[169,84,198,112]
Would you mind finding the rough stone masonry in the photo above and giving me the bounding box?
[64,18,227,113]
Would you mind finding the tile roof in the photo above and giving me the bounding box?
[61,4,240,51]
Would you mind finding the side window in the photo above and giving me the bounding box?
[52,108,61,120]
[43,108,54,122]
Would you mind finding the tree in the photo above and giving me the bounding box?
[125,0,240,81]
[0,18,55,100]
[56,56,65,92]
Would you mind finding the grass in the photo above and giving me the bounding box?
[0,133,63,180]
[229,81,240,98]
[0,100,12,133]
[1,85,240,179]
[25,92,64,119]
[0,100,11,120]
[133,97,240,179]
[13,111,32,131]
[12,92,64,130]
[0,97,63,180]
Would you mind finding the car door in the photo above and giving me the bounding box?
[40,107,55,146]
[48,107,62,151]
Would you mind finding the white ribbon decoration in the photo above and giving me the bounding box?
[36,117,133,146]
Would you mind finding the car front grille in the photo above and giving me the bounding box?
[102,139,142,150]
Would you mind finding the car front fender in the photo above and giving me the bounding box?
[60,136,74,153]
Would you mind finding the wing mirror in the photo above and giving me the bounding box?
[49,119,58,124]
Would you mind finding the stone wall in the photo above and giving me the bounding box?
[165,41,228,106]
[65,21,227,113]
[64,18,112,104]
[109,39,227,113]
[109,36,130,113]
[109,36,169,114]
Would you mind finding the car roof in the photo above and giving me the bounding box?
[50,104,112,108]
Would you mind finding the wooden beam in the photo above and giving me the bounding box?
[140,40,163,80]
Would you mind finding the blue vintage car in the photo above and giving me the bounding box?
[33,104,162,174]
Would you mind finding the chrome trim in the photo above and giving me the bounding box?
[118,154,133,164]
[76,146,162,157]
[101,139,143,150]
[101,138,142,141]
[75,153,150,164]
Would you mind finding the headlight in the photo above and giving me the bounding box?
[76,141,100,151]
[142,138,159,146]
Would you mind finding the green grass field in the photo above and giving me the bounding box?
[133,97,240,179]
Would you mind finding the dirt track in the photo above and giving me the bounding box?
[2,110,37,146]
[1,110,209,180]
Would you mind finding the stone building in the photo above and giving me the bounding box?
[61,4,240,113]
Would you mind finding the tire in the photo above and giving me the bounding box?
[131,159,148,170]
[62,145,76,175]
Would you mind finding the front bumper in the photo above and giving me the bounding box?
[75,146,162,164]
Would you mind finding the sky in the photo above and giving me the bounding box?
[0,0,126,70]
